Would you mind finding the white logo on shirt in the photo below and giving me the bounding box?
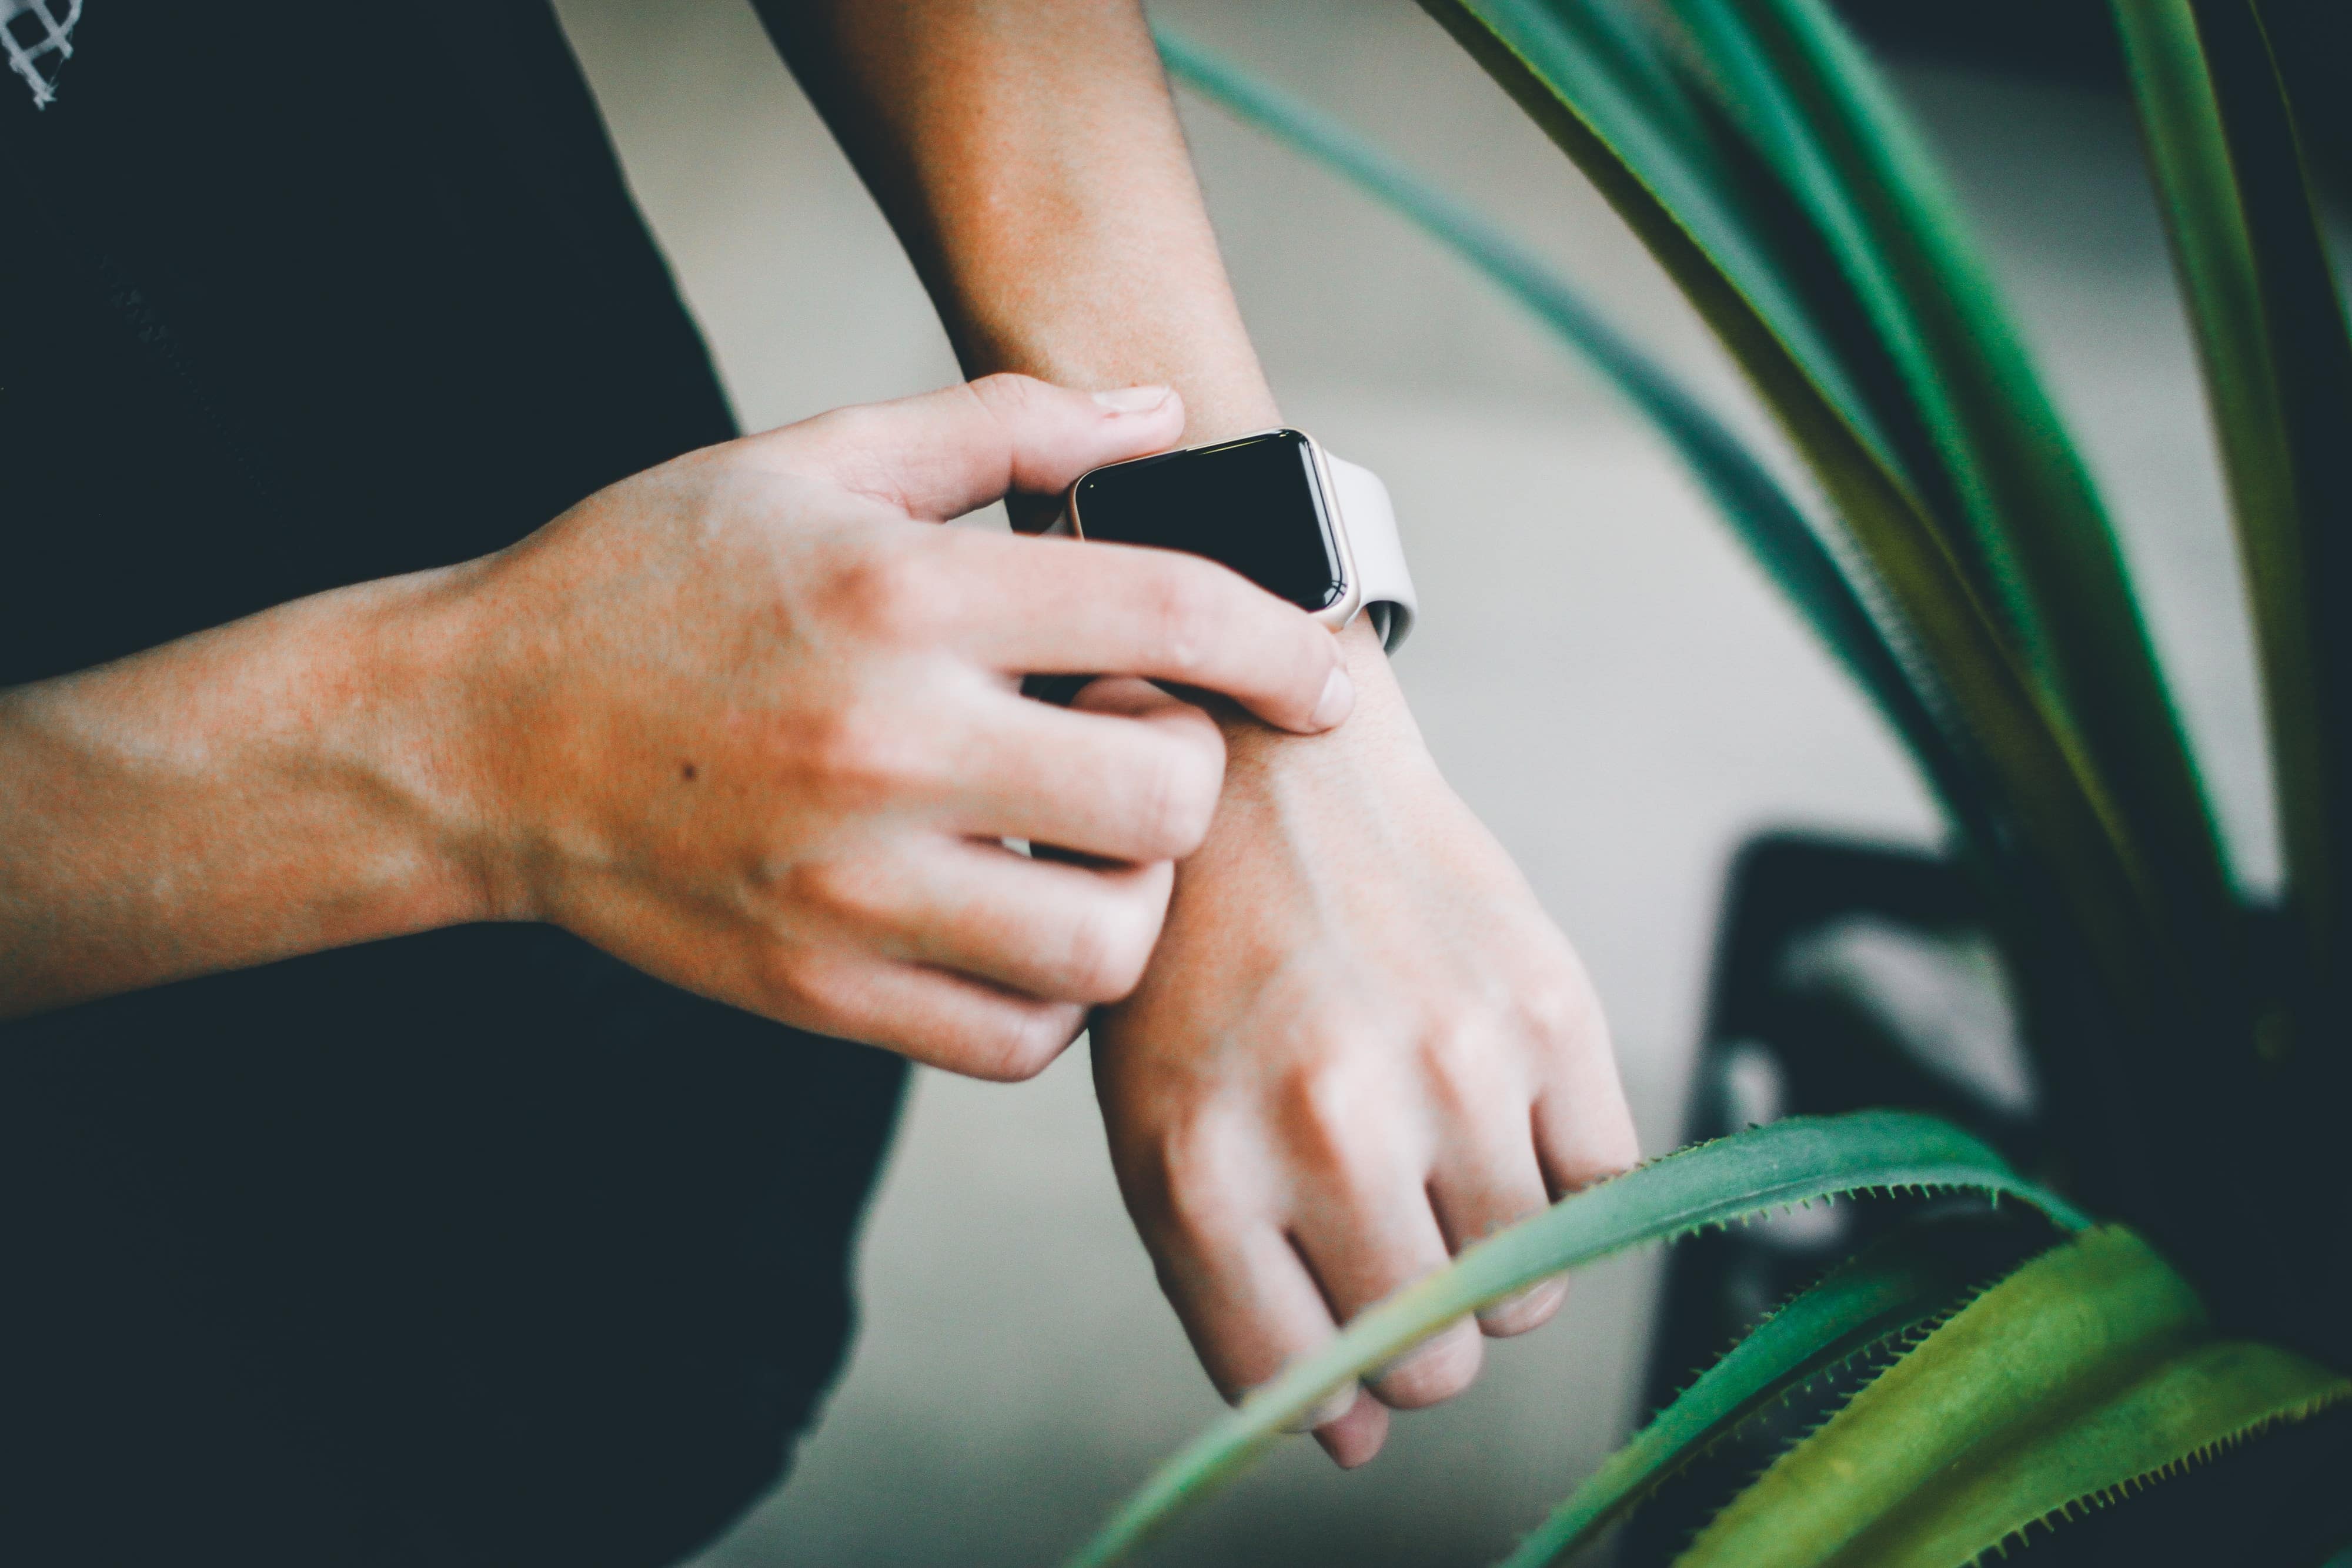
[4,0,81,109]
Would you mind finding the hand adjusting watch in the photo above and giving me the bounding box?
[1052,428,1418,651]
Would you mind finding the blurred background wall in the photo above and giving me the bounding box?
[539,2,2272,1562]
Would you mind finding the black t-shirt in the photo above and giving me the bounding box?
[0,7,904,1565]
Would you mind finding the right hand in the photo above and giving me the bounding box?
[432,375,1352,1079]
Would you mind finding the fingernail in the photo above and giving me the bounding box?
[1372,1320,1469,1382]
[1279,1379,1362,1434]
[1309,664,1354,729]
[1478,1275,1568,1335]
[1094,384,1173,414]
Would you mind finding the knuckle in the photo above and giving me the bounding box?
[804,702,923,798]
[1055,903,1120,1000]
[771,857,871,924]
[1419,1019,1493,1111]
[1139,1121,1247,1243]
[965,371,1042,420]
[1059,901,1153,1004]
[1274,1060,1387,1191]
[1519,968,1603,1049]
[1142,566,1221,675]
[748,941,827,1026]
[1135,741,1221,857]
[968,1006,1074,1083]
[823,543,947,646]
[821,402,892,452]
[800,405,898,487]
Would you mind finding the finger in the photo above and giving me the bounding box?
[942,685,1228,864]
[782,373,1186,522]
[818,837,1174,1006]
[1291,1172,1484,1410]
[1531,1002,1642,1201]
[1312,1389,1390,1470]
[1028,677,1220,866]
[1065,672,1201,723]
[1146,1213,1389,1466]
[944,529,1354,734]
[1431,1116,1566,1339]
[795,954,1086,1083]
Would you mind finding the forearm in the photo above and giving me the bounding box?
[0,569,488,1019]
[760,0,1279,441]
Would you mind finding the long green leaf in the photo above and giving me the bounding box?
[1675,1226,2352,1567]
[1480,1,1910,493]
[1666,0,2243,998]
[1151,26,1997,857]
[1498,1222,2030,1568]
[1061,1112,2086,1568]
[1423,0,2178,1034]
[2114,0,2352,1001]
[1426,0,2324,1323]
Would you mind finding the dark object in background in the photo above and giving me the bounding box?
[1837,0,2352,199]
[1616,835,2044,1566]
[1632,835,2039,1414]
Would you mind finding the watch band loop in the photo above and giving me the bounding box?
[1327,453,1416,651]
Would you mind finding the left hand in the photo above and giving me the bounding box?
[1089,623,1640,1467]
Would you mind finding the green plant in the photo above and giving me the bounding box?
[1062,2,2352,1562]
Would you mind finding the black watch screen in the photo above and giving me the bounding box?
[1068,429,1348,613]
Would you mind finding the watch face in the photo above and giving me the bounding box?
[1070,430,1347,613]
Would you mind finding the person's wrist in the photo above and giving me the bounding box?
[351,559,531,930]
[1210,618,1428,826]
[1174,383,1281,447]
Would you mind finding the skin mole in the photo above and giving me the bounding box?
[680,762,699,783]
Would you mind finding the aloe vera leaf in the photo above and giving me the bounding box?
[1431,1,2318,1326]
[1875,1339,2352,1566]
[1151,27,1995,855]
[1424,0,2180,1029]
[1059,1112,2085,1568]
[1666,0,2243,993]
[1538,1,1956,508]
[1485,1,1905,479]
[1675,1226,2352,1568]
[1549,0,1711,158]
[2116,0,2352,993]
[1496,1222,2026,1568]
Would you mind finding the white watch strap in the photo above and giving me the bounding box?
[1328,454,1417,651]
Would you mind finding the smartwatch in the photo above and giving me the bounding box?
[1057,429,1418,651]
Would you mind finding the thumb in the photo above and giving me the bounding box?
[781,373,1187,523]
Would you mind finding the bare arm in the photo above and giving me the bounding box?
[0,569,486,1019]
[754,0,1280,441]
[761,0,1639,1467]
[0,379,1346,1051]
